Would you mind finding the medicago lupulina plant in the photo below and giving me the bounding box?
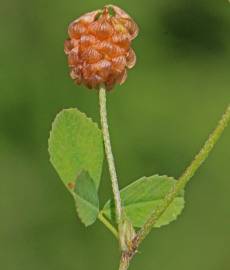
[48,5,230,270]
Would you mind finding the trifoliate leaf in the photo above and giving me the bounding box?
[102,175,185,228]
[74,170,99,226]
[48,108,104,191]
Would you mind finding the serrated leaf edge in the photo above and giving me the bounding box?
[48,107,103,194]
[154,197,185,228]
[119,174,177,192]
[74,194,99,227]
[48,107,102,156]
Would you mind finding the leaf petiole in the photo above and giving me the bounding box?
[98,211,119,239]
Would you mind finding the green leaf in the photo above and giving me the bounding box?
[48,108,104,191]
[102,175,185,228]
[74,170,99,226]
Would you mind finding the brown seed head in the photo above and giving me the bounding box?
[64,5,139,90]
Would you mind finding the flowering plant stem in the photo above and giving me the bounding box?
[118,104,230,270]
[99,86,123,241]
[99,85,230,270]
[98,91,230,270]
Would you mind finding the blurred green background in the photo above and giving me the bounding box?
[0,0,229,269]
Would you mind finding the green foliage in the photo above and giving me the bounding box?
[74,171,99,226]
[48,108,104,191]
[102,175,185,228]
[48,108,103,226]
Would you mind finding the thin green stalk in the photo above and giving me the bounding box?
[118,104,230,270]
[137,104,230,244]
[99,86,122,235]
[98,211,118,239]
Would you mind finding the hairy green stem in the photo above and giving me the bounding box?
[98,211,118,238]
[137,104,230,244]
[119,104,230,270]
[99,86,122,235]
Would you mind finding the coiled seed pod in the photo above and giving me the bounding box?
[64,5,139,90]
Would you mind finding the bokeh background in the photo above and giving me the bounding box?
[0,0,229,269]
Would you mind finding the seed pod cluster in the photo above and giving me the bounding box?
[64,5,139,90]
